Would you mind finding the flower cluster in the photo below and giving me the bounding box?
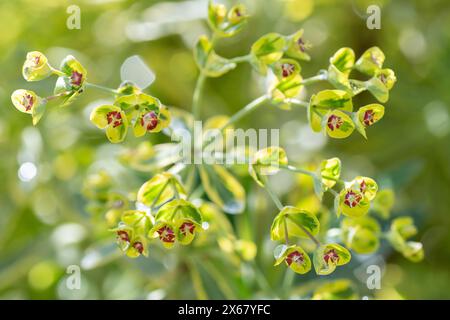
[110,173,203,257]
[13,0,422,281]
[90,88,170,143]
[248,146,423,275]
[12,52,88,125]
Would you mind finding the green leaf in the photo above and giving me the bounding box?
[366,76,389,103]
[313,243,351,275]
[355,47,385,76]
[250,33,286,74]
[352,112,367,139]
[155,199,202,225]
[194,35,237,77]
[308,89,353,133]
[329,47,355,76]
[341,216,380,254]
[270,206,320,241]
[31,98,47,125]
[320,157,341,189]
[137,172,186,208]
[285,29,310,61]
[313,177,324,200]
[199,165,245,214]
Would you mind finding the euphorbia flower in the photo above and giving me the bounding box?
[153,223,176,249]
[349,176,378,200]
[11,89,41,114]
[313,243,351,275]
[22,51,53,81]
[286,29,311,61]
[90,105,128,143]
[11,89,47,125]
[338,188,369,218]
[325,110,355,139]
[338,181,372,218]
[274,245,311,274]
[134,106,171,137]
[177,220,199,245]
[126,238,148,258]
[59,55,87,89]
[227,4,247,24]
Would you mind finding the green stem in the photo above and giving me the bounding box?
[51,68,65,77]
[264,183,284,211]
[301,71,328,85]
[229,54,251,64]
[192,73,207,119]
[287,99,309,108]
[85,82,118,95]
[280,164,316,178]
[265,182,321,247]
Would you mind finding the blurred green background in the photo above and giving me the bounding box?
[0,0,449,299]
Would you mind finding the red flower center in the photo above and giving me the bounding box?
[286,251,304,266]
[157,226,175,243]
[323,249,339,264]
[359,179,367,193]
[344,190,363,208]
[70,71,83,87]
[133,241,144,254]
[281,63,295,77]
[180,222,195,236]
[363,110,375,126]
[107,111,123,128]
[117,230,130,243]
[297,38,306,52]
[327,114,344,131]
[140,111,158,131]
[34,56,41,66]
[22,94,34,111]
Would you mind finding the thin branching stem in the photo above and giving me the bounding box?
[85,82,118,95]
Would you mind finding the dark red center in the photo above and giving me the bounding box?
[281,63,295,77]
[286,251,304,266]
[180,222,195,236]
[107,111,123,128]
[140,111,158,131]
[327,114,344,131]
[133,242,144,254]
[363,110,375,126]
[70,71,83,87]
[157,226,175,243]
[22,94,34,111]
[344,190,363,208]
[117,230,130,243]
[323,249,339,264]
[297,38,306,52]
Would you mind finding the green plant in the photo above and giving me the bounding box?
[11,0,423,288]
